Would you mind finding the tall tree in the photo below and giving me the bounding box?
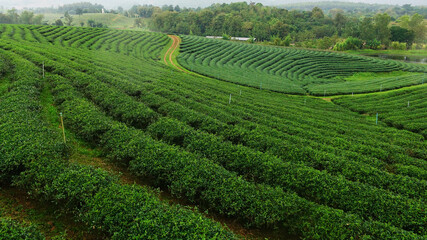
[390,26,415,47]
[33,15,44,25]
[359,17,375,41]
[408,13,426,43]
[20,11,34,24]
[76,8,83,16]
[54,19,63,26]
[64,11,73,26]
[373,13,391,46]
[333,12,346,36]
[311,7,324,19]
[6,9,19,23]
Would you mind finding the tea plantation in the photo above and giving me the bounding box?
[0,24,425,239]
[178,35,427,95]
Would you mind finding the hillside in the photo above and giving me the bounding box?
[178,35,427,95]
[0,24,426,239]
[42,13,138,29]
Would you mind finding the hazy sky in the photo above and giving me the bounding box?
[1,0,426,10]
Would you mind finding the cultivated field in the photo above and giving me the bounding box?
[178,35,427,95]
[0,24,426,239]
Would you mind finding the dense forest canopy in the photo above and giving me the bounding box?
[146,2,426,50]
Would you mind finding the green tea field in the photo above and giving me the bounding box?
[178,35,427,95]
[0,24,426,239]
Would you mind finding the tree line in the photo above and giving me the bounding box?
[0,9,43,25]
[146,2,426,50]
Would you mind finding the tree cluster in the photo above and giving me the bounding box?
[148,2,426,50]
[33,2,104,14]
[0,9,44,25]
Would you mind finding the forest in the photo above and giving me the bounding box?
[147,2,426,50]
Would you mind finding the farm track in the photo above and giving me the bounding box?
[1,25,426,239]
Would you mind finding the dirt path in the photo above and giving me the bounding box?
[164,35,186,72]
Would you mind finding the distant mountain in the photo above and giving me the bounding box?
[277,1,396,12]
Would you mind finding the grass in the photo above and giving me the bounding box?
[343,71,417,81]
[42,13,144,30]
[346,48,427,57]
[40,81,60,127]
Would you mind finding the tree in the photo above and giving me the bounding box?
[373,13,391,47]
[333,12,347,36]
[271,21,290,39]
[397,14,425,43]
[6,9,19,23]
[54,19,63,26]
[76,8,83,16]
[134,18,146,28]
[333,37,363,51]
[20,11,34,24]
[390,26,415,47]
[64,11,73,26]
[365,39,381,50]
[397,15,410,29]
[359,17,375,41]
[33,15,44,25]
[283,35,292,46]
[87,19,95,27]
[0,13,12,24]
[408,13,426,43]
[311,7,324,19]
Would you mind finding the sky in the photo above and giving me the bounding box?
[0,0,425,10]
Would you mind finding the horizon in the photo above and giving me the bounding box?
[1,0,426,11]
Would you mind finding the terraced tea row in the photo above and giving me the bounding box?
[0,32,236,239]
[1,25,426,238]
[178,35,427,95]
[0,24,169,60]
[6,40,425,239]
[335,85,427,138]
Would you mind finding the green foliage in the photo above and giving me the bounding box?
[366,39,382,50]
[0,218,45,240]
[54,19,63,26]
[0,49,66,184]
[84,184,235,239]
[222,33,230,40]
[0,28,235,239]
[1,24,426,239]
[335,85,427,138]
[283,35,291,46]
[64,11,73,26]
[391,26,415,47]
[391,41,407,50]
[398,13,427,43]
[179,35,427,95]
[333,37,363,51]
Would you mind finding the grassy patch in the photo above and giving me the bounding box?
[43,13,141,30]
[40,82,60,127]
[346,48,427,57]
[344,71,417,81]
